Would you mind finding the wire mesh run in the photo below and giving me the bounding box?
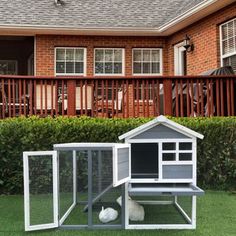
[60,149,124,228]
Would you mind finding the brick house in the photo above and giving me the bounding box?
[0,0,235,118]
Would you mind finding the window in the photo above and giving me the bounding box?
[133,48,162,75]
[0,60,17,75]
[94,48,124,75]
[162,142,192,162]
[55,48,86,75]
[220,18,236,73]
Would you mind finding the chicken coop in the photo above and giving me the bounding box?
[23,115,204,231]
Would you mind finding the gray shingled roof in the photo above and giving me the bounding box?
[0,0,205,28]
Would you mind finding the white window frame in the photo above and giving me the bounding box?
[94,48,125,76]
[220,18,236,68]
[161,141,193,165]
[54,47,87,76]
[0,60,18,75]
[132,48,163,76]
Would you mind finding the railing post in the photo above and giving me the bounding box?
[67,79,76,116]
[163,78,173,116]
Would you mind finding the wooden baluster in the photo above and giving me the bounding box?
[216,79,220,116]
[190,79,194,116]
[142,79,145,117]
[196,79,200,116]
[146,80,149,117]
[111,80,114,118]
[156,80,160,116]
[180,79,183,117]
[210,78,214,116]
[105,80,108,118]
[206,79,210,117]
[200,79,204,116]
[136,80,140,117]
[175,80,179,117]
[8,79,11,117]
[34,80,37,115]
[40,80,43,115]
[44,80,47,115]
[12,79,16,117]
[80,80,83,116]
[51,80,54,117]
[29,80,33,116]
[226,78,231,116]
[95,79,98,116]
[19,79,22,116]
[220,78,224,116]
[126,80,129,118]
[122,80,125,118]
[55,80,58,116]
[101,80,104,117]
[61,80,65,116]
[230,78,234,116]
[1,79,5,118]
[91,80,94,117]
[151,79,155,117]
[85,80,88,116]
[186,79,190,117]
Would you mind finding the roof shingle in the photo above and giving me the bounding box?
[0,0,205,28]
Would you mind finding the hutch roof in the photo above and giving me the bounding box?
[119,115,204,140]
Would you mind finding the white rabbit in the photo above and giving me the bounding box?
[116,196,145,221]
[99,206,118,223]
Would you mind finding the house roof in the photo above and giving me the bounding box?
[0,0,234,36]
[119,115,204,140]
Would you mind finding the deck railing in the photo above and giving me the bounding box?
[0,75,235,119]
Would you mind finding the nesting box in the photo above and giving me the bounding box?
[23,116,204,231]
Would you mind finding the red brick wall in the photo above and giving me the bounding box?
[167,2,236,75]
[36,35,168,76]
[35,2,236,76]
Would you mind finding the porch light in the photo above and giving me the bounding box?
[183,35,194,52]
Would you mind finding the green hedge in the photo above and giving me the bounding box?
[0,116,236,194]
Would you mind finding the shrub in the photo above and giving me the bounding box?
[0,116,235,194]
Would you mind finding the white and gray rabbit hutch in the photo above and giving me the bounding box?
[23,115,204,231]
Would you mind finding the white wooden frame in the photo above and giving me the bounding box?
[112,144,131,187]
[174,42,186,75]
[219,17,236,68]
[127,138,195,183]
[126,188,197,230]
[132,48,163,76]
[54,47,87,76]
[59,150,77,225]
[23,151,58,231]
[94,48,125,76]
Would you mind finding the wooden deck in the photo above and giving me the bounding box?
[0,75,235,118]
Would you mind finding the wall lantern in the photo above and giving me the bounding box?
[183,35,194,52]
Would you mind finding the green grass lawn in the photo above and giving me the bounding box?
[0,191,236,236]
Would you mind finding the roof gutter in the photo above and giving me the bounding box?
[0,24,162,37]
